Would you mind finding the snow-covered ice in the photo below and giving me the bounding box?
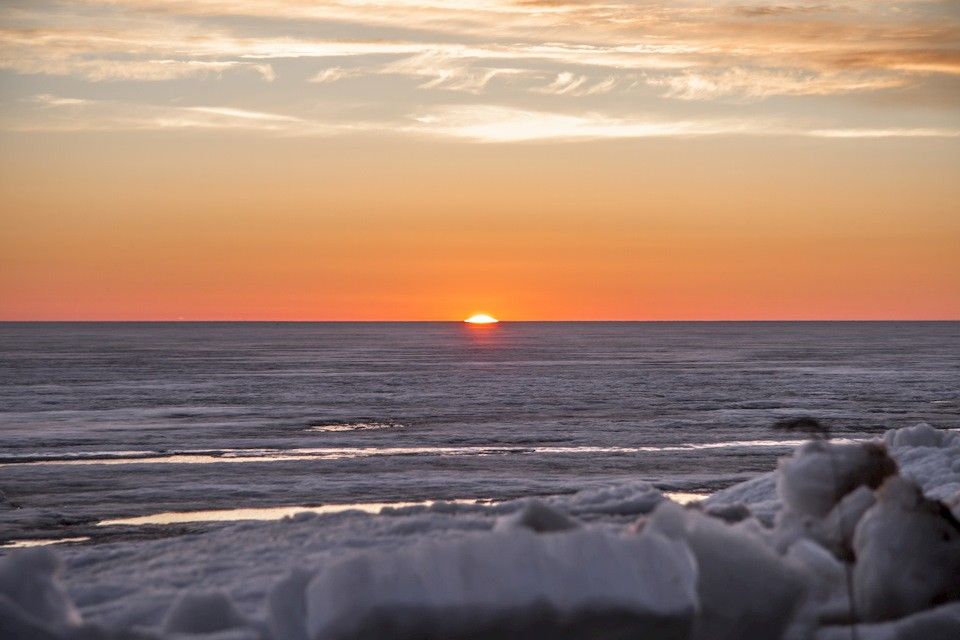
[1,424,959,639]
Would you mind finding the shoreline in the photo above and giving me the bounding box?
[2,423,958,639]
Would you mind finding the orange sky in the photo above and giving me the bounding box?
[1,1,958,320]
[2,132,957,320]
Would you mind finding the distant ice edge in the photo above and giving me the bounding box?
[1,424,958,640]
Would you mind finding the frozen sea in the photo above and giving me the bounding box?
[1,321,958,544]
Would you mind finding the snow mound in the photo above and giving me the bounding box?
[291,529,697,640]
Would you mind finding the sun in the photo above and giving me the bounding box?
[464,313,499,324]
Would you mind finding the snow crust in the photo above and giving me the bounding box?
[1,423,958,639]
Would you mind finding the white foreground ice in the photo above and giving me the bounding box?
[1,424,959,639]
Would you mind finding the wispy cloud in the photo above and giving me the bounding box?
[647,68,907,102]
[535,72,588,95]
[13,95,960,142]
[411,104,763,142]
[1,43,276,82]
[309,67,362,84]
[807,127,960,139]
[2,1,957,139]
[534,72,624,96]
[184,106,299,122]
[10,96,323,133]
[31,94,91,107]
[378,50,529,93]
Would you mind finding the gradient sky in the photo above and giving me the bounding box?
[1,0,958,320]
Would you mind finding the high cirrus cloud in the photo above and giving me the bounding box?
[21,95,960,142]
[1,0,958,140]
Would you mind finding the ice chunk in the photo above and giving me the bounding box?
[785,538,852,625]
[0,548,81,637]
[884,423,957,449]
[777,485,877,558]
[300,529,697,640]
[853,477,960,622]
[817,485,875,558]
[707,472,777,507]
[778,440,896,519]
[553,481,664,517]
[645,501,808,640]
[708,424,958,521]
[702,502,751,524]
[885,424,960,506]
[493,500,578,533]
[703,473,781,525]
[946,490,960,522]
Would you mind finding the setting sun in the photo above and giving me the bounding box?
[464,314,499,324]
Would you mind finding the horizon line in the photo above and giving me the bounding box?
[1,319,958,324]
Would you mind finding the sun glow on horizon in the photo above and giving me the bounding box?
[464,313,499,324]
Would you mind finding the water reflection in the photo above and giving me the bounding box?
[97,492,710,528]
[1,439,819,467]
[98,499,482,526]
[664,492,710,505]
[461,318,503,346]
[1,537,91,549]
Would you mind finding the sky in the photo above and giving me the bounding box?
[1,0,958,320]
